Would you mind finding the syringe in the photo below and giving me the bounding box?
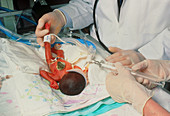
[94,61,165,86]
[126,68,164,86]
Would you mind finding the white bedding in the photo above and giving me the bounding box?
[0,38,111,116]
[0,38,146,116]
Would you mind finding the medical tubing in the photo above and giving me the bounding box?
[78,30,97,59]
[0,24,39,47]
[0,24,21,40]
[49,34,67,44]
[79,29,89,48]
[0,6,37,25]
[62,37,97,60]
[62,38,88,51]
[49,34,88,51]
[0,24,22,38]
[0,20,35,41]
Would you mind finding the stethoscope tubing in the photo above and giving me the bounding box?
[93,0,113,54]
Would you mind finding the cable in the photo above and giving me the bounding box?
[0,6,38,47]
[93,0,112,54]
[0,20,40,47]
[0,6,37,25]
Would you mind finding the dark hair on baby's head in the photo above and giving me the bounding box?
[59,72,86,96]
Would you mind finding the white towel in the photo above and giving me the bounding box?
[0,38,110,116]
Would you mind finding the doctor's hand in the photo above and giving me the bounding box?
[35,10,66,46]
[105,47,145,66]
[106,62,152,114]
[132,60,170,89]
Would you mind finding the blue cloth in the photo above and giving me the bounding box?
[49,97,125,116]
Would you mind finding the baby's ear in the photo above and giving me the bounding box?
[59,72,86,96]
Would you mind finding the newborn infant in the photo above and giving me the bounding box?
[40,34,88,96]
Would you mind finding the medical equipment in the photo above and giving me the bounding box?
[89,59,165,86]
[74,31,165,86]
[59,29,165,87]
[0,7,37,25]
[65,31,110,59]
[78,30,97,61]
[93,0,112,54]
[0,23,40,48]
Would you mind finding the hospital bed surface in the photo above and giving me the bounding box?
[0,37,141,116]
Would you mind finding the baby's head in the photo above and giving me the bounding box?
[59,69,86,96]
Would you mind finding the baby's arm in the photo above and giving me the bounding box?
[40,70,59,89]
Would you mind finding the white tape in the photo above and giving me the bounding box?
[43,35,51,43]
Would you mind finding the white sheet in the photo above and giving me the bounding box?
[0,38,149,116]
[0,38,111,116]
[0,38,48,74]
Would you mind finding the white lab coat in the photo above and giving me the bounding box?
[60,0,170,60]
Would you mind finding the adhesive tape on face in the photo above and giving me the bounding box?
[44,35,51,43]
[67,69,87,86]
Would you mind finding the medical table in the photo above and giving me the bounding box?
[0,25,170,116]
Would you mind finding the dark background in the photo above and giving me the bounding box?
[13,0,70,34]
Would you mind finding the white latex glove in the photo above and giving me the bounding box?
[35,9,66,46]
[106,62,153,114]
[106,47,145,66]
[132,59,170,89]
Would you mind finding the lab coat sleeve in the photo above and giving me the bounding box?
[59,0,94,30]
[138,27,170,60]
[58,9,73,28]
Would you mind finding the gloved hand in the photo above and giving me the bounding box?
[132,59,170,89]
[106,62,153,114]
[35,9,66,46]
[106,47,145,66]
